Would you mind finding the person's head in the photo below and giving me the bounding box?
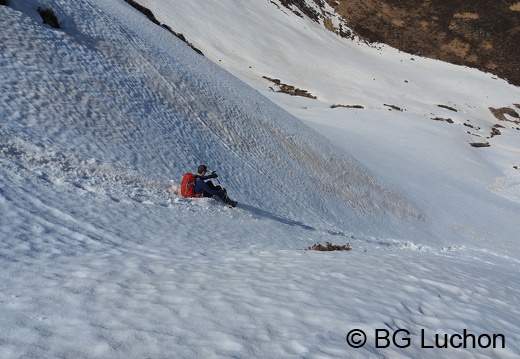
[197,164,208,175]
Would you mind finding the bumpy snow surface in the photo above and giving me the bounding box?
[1,0,520,358]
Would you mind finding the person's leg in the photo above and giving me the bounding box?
[202,181,235,206]
[202,181,223,197]
[206,181,222,190]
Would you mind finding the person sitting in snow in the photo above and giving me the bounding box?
[194,164,237,207]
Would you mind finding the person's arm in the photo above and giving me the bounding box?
[195,179,223,196]
[197,171,217,181]
[202,181,223,196]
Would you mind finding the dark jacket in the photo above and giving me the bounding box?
[194,175,223,197]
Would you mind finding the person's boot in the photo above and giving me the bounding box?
[219,190,237,207]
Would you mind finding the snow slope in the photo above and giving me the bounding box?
[141,0,520,251]
[1,0,519,358]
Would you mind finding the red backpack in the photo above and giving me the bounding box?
[180,173,201,198]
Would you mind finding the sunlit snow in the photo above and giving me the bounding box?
[1,0,519,358]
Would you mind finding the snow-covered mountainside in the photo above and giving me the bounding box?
[1,0,519,358]
[133,0,520,248]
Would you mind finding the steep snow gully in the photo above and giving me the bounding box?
[2,0,427,243]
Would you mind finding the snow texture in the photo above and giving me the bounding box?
[1,0,519,358]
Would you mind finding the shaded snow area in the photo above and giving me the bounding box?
[1,0,519,358]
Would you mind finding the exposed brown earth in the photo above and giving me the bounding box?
[326,0,520,86]
[262,76,318,99]
[278,1,520,149]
